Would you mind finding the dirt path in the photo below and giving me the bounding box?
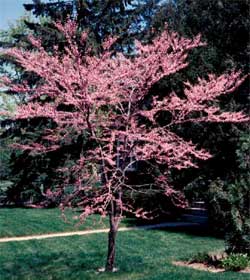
[0,222,198,243]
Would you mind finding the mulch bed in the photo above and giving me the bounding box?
[172,261,250,273]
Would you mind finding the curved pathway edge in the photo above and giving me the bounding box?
[0,222,199,243]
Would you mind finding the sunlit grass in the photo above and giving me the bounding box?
[1,208,248,279]
[0,229,248,280]
[0,208,110,237]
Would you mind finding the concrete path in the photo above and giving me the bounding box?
[0,221,199,243]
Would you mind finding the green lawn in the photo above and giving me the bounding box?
[1,230,249,280]
[0,208,249,280]
[0,208,139,238]
[0,208,115,237]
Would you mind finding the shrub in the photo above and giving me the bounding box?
[221,253,250,271]
[189,251,227,267]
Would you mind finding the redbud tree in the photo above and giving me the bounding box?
[1,20,249,271]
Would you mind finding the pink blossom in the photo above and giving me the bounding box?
[1,20,249,222]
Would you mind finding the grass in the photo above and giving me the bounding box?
[0,207,134,237]
[0,207,173,238]
[0,208,249,279]
[1,230,249,280]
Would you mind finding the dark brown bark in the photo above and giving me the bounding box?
[105,191,122,271]
[105,213,119,271]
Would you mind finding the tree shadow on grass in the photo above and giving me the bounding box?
[1,250,105,280]
[123,217,220,239]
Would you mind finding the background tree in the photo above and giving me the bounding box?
[0,16,33,203]
[205,127,250,255]
[154,0,249,73]
[1,20,248,270]
[151,0,250,227]
[23,0,161,52]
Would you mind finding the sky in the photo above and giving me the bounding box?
[0,0,33,30]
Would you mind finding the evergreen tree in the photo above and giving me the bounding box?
[150,0,249,189]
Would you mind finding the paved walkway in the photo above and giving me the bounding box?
[0,222,198,243]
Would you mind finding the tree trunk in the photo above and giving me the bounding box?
[106,213,119,271]
[105,192,122,272]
